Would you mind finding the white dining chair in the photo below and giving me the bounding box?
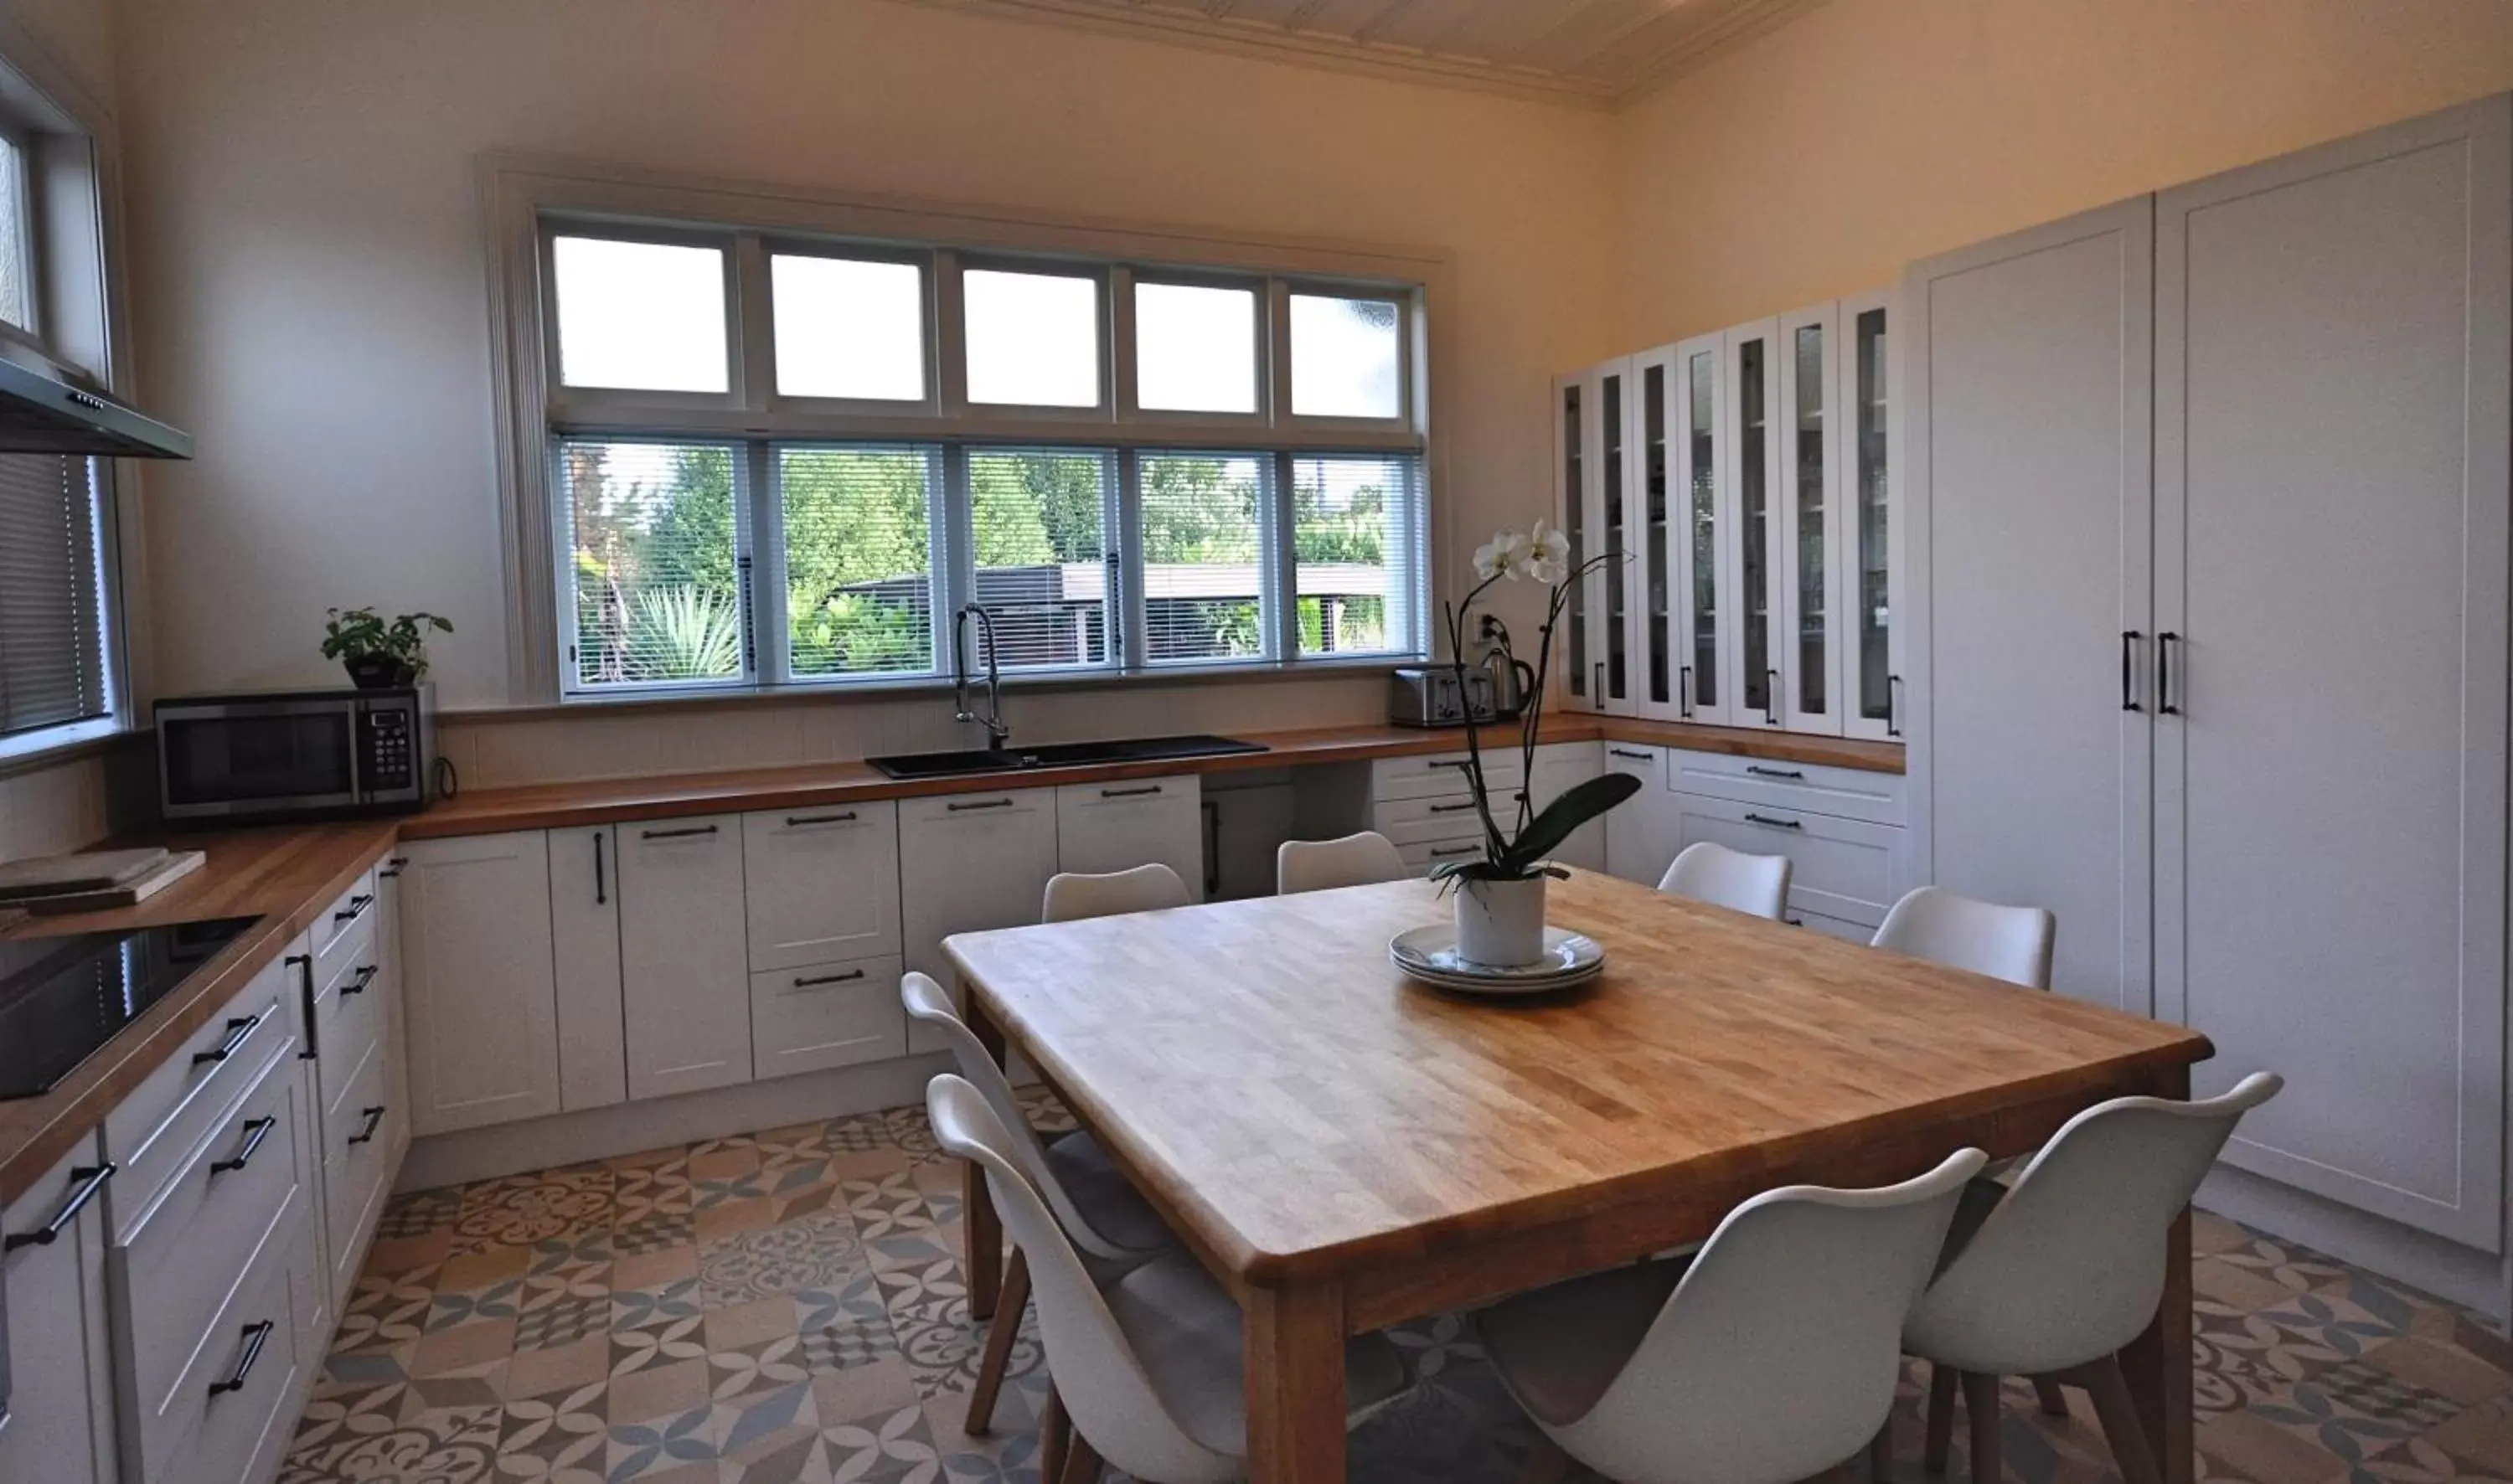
[899,974,1175,1435]
[1656,841,1794,920]
[927,1073,1412,1484]
[1475,1146,1987,1484]
[1900,1073,2283,1484]
[1871,885,2056,989]
[1277,830,1411,895]
[1043,862,1193,923]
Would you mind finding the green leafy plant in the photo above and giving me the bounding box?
[627,585,742,679]
[320,607,452,680]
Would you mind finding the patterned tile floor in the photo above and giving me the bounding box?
[280,1088,2513,1484]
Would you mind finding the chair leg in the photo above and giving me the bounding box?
[964,1247,1031,1435]
[1923,1364,1956,1476]
[1869,1415,1895,1481]
[1038,1382,1067,1483]
[2031,1378,2069,1418]
[1961,1371,2001,1484]
[2077,1355,2165,1484]
[1059,1430,1105,1484]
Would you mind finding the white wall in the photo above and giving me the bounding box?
[111,0,1618,739]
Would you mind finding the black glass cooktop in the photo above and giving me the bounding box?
[0,915,260,1100]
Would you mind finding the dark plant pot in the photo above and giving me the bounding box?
[343,654,415,689]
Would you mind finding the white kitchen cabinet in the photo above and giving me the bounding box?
[546,825,627,1112]
[1601,745,1681,886]
[0,1137,120,1484]
[1840,290,1900,742]
[615,815,752,1100]
[751,956,908,1080]
[1776,302,1842,734]
[743,805,903,971]
[1055,776,1203,898]
[400,832,563,1136]
[900,788,1060,1053]
[1669,332,1730,724]
[1724,317,1785,733]
[1555,359,1640,716]
[1669,791,1907,930]
[1525,741,1605,873]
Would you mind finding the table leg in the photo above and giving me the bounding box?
[1244,1282,1347,1482]
[962,981,1007,1322]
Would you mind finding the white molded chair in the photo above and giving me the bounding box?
[1871,885,2056,990]
[900,974,1174,1435]
[927,1074,1412,1484]
[1902,1072,2283,1484]
[1044,862,1193,923]
[1276,831,1411,894]
[1656,841,1794,921]
[1477,1147,1988,1484]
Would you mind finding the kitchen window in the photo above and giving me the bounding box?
[500,172,1435,703]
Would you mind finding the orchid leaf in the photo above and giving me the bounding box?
[1494,772,1640,875]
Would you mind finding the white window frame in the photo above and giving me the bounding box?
[758,240,940,418]
[1122,268,1270,425]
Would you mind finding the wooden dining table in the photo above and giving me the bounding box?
[943,869,2215,1483]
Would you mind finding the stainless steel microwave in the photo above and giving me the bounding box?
[155,685,434,822]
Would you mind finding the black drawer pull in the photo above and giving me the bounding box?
[341,964,379,997]
[1427,801,1478,814]
[194,1014,261,1067]
[376,856,407,879]
[1745,764,1807,781]
[1679,664,1695,719]
[1743,812,1803,832]
[640,824,719,840]
[1886,673,1903,739]
[785,812,859,827]
[348,1105,387,1146]
[211,1116,277,1176]
[333,894,374,925]
[3,1163,113,1252]
[1099,786,1162,799]
[207,1322,276,1399]
[1427,844,1480,858]
[947,798,1014,812]
[793,969,867,987]
[1608,748,1654,760]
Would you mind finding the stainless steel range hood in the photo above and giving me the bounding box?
[0,348,189,460]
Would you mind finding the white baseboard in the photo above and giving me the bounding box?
[395,1054,956,1193]
[2201,1162,2505,1321]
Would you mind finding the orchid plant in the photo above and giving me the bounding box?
[1431,521,1641,889]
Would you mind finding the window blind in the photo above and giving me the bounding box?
[1292,453,1422,657]
[0,453,106,739]
[968,447,1113,670]
[1138,451,1270,664]
[782,443,941,679]
[559,439,747,688]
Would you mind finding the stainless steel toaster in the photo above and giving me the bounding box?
[1388,666,1495,727]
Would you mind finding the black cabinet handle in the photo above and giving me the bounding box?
[342,964,379,997]
[1428,844,1479,858]
[210,1116,277,1176]
[295,951,319,1062]
[3,1163,113,1252]
[640,824,719,840]
[947,798,1014,812]
[593,832,606,905]
[1099,786,1162,799]
[1427,801,1478,814]
[376,856,407,880]
[1743,812,1803,832]
[2121,630,2145,712]
[1763,669,1781,726]
[785,812,858,827]
[194,1014,261,1067]
[207,1322,276,1399]
[1592,662,1605,700]
[348,1106,386,1146]
[1745,764,1806,781]
[2158,632,2181,716]
[333,894,374,925]
[1679,664,1694,719]
[1608,748,1654,761]
[793,969,866,987]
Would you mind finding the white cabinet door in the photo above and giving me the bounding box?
[0,1137,119,1484]
[1601,745,1681,886]
[1776,301,1845,735]
[1055,776,1203,898]
[2154,96,2510,1250]
[373,855,410,1169]
[1669,791,1907,930]
[1556,373,1599,714]
[900,789,1060,1053]
[400,832,562,1136]
[742,804,904,971]
[616,816,752,1100]
[1838,289,1900,743]
[1587,358,1640,717]
[1631,347,1682,721]
[1902,197,2155,1016]
[1670,332,1735,725]
[1723,317,1786,732]
[547,826,627,1113]
[1526,742,1605,873]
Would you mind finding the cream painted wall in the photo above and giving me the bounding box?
[111,0,1619,736]
[1612,0,2513,348]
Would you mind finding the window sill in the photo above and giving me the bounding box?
[0,715,126,777]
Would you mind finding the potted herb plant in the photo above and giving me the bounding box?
[1434,522,1639,966]
[321,607,452,688]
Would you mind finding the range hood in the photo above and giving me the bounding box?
[0,347,190,459]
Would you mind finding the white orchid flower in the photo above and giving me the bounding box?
[1473,528,1532,580]
[1525,518,1571,585]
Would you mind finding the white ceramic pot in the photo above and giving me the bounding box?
[1454,874,1548,968]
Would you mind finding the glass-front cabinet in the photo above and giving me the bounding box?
[1725,318,1784,729]
[1778,302,1842,732]
[1840,289,1898,740]
[1555,358,1640,715]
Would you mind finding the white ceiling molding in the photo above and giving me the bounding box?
[878,0,1829,111]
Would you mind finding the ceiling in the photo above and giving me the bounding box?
[882,0,1826,108]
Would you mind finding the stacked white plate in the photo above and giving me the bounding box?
[1389,925,1607,997]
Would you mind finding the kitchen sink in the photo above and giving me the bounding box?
[866,733,1269,781]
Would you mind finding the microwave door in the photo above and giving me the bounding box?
[158,701,362,818]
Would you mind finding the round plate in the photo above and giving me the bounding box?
[1390,925,1606,996]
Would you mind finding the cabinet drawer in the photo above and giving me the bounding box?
[324,1043,397,1306]
[313,941,389,1121]
[1054,776,1204,897]
[1669,791,1907,927]
[102,951,296,1244]
[157,1207,309,1484]
[751,955,908,1081]
[743,804,902,972]
[1398,838,1488,872]
[1793,910,1876,945]
[113,1050,308,1478]
[311,868,379,970]
[1665,749,1907,826]
[1370,750,1525,802]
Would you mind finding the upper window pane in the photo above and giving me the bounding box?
[782,445,939,679]
[1293,455,1420,657]
[1134,282,1256,414]
[963,269,1101,408]
[969,448,1113,669]
[1288,293,1401,419]
[0,138,29,333]
[560,440,745,688]
[771,255,926,401]
[552,236,730,394]
[1138,451,1269,664]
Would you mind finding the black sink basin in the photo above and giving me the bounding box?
[867,733,1269,781]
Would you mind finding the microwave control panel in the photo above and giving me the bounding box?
[361,706,416,791]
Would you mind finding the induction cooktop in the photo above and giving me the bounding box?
[0,915,260,1100]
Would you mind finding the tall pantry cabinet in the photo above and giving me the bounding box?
[1904,95,2510,1254]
